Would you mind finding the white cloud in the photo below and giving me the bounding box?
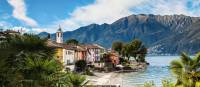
[8,0,199,33]
[7,0,38,27]
[56,0,146,31]
[54,0,200,32]
[135,0,200,16]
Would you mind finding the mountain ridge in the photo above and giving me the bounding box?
[39,14,200,55]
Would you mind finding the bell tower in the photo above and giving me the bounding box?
[56,25,63,43]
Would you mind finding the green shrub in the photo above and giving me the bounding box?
[162,79,174,87]
[75,60,87,72]
[83,68,95,76]
[141,81,155,87]
[141,79,175,87]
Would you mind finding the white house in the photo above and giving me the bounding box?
[63,48,75,65]
[63,45,87,65]
[84,44,104,63]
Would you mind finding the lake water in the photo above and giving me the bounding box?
[121,56,179,87]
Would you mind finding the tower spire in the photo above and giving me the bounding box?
[57,24,62,32]
[56,25,63,43]
[59,24,61,29]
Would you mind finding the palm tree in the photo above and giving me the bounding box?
[66,73,88,87]
[170,52,200,87]
[21,53,63,87]
[0,34,63,87]
[0,34,89,87]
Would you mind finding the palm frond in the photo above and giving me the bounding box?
[192,53,200,69]
[170,60,184,76]
[180,52,192,65]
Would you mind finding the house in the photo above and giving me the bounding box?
[75,45,87,61]
[62,45,87,65]
[84,44,105,64]
[63,45,76,65]
[93,44,106,54]
[46,39,64,62]
[109,52,120,65]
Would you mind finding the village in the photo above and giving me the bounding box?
[46,26,122,72]
[0,26,148,71]
[0,27,148,86]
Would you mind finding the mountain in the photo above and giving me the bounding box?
[149,20,200,55]
[38,32,49,38]
[39,14,200,55]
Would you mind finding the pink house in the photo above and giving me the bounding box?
[109,52,119,65]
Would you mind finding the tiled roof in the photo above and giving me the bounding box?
[76,45,87,51]
[83,44,101,49]
[47,40,86,51]
[63,44,77,50]
[93,44,105,49]
[46,39,63,48]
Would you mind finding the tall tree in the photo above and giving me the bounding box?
[122,39,147,62]
[170,52,200,87]
[129,39,142,61]
[65,39,79,45]
[112,41,123,55]
[121,43,131,60]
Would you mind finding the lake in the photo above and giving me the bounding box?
[121,56,179,87]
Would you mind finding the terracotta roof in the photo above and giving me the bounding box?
[47,39,103,52]
[64,45,86,51]
[76,45,87,51]
[46,39,63,48]
[93,44,105,49]
[47,40,87,52]
[63,44,77,50]
[83,44,101,49]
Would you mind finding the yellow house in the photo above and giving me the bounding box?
[47,39,64,63]
[55,48,63,62]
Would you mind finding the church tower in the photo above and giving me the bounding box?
[56,25,63,43]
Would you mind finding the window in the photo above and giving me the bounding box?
[57,33,59,37]
[67,60,70,64]
[66,51,73,55]
[68,51,73,55]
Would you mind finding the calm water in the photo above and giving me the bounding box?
[121,56,179,87]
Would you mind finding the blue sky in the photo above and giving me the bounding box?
[0,0,200,33]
